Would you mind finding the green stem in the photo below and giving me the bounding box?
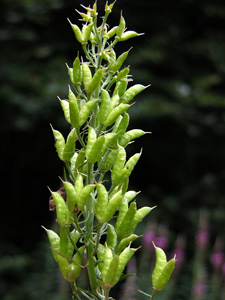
[151,289,157,300]
[94,222,103,254]
[76,128,86,149]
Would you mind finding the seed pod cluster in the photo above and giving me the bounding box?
[42,2,169,300]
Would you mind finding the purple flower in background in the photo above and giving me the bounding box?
[222,263,225,278]
[193,282,207,299]
[171,235,186,273]
[195,229,209,249]
[143,230,156,249]
[210,252,224,270]
[154,235,168,250]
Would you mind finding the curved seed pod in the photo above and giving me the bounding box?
[56,254,70,281]
[109,50,129,73]
[60,227,69,257]
[79,98,99,127]
[104,104,130,127]
[119,129,146,147]
[49,190,73,226]
[101,190,123,223]
[42,227,60,261]
[115,198,128,233]
[99,89,111,125]
[62,180,76,212]
[119,152,142,184]
[77,184,95,211]
[101,149,118,172]
[114,247,137,283]
[74,173,84,208]
[116,67,130,82]
[69,88,80,128]
[110,94,120,110]
[104,255,119,288]
[123,190,138,203]
[113,80,128,97]
[98,133,116,158]
[95,184,108,223]
[105,26,118,39]
[116,16,126,39]
[86,68,105,97]
[116,234,139,254]
[111,146,126,185]
[156,257,176,291]
[51,126,65,161]
[82,63,92,91]
[86,127,96,159]
[68,19,84,43]
[67,246,85,283]
[82,22,94,43]
[97,243,106,272]
[132,206,154,229]
[120,84,148,104]
[120,31,139,41]
[111,113,130,147]
[59,98,71,124]
[75,150,86,171]
[63,128,76,162]
[87,135,105,164]
[101,247,113,283]
[73,56,82,85]
[105,224,117,249]
[117,201,137,238]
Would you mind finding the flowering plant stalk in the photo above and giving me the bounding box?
[44,2,175,300]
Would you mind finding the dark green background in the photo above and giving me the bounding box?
[0,0,225,299]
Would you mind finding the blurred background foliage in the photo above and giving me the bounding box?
[0,0,225,299]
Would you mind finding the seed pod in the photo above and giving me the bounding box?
[77,184,95,211]
[82,22,94,43]
[119,129,146,147]
[67,246,85,283]
[82,63,92,92]
[105,26,118,39]
[104,104,130,127]
[95,184,108,222]
[68,20,84,43]
[98,133,116,158]
[101,247,113,283]
[62,180,77,212]
[132,206,153,229]
[123,190,138,203]
[69,88,80,128]
[109,50,129,73]
[104,255,119,288]
[115,198,128,233]
[79,98,99,127]
[112,113,130,147]
[86,127,97,159]
[86,68,105,97]
[63,128,76,162]
[75,150,86,172]
[74,173,84,206]
[101,149,118,172]
[87,135,105,163]
[51,126,65,161]
[113,80,128,97]
[119,152,142,184]
[43,227,60,261]
[99,89,111,125]
[106,224,117,249]
[97,243,106,272]
[116,234,139,254]
[152,245,176,292]
[116,16,126,39]
[117,201,137,238]
[59,98,71,124]
[60,227,70,257]
[111,146,126,185]
[49,190,73,226]
[73,56,82,85]
[121,84,148,104]
[101,190,123,223]
[114,247,137,283]
[116,67,130,82]
[120,31,139,41]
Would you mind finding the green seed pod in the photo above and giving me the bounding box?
[115,198,128,233]
[119,152,142,184]
[119,129,146,147]
[82,63,92,91]
[111,112,130,147]
[51,126,65,161]
[77,184,95,212]
[82,22,94,43]
[99,89,111,125]
[60,227,69,257]
[87,135,105,164]
[73,56,82,85]
[116,234,139,254]
[105,26,118,39]
[86,126,97,159]
[95,184,108,223]
[98,133,116,158]
[114,247,137,283]
[113,80,128,97]
[131,206,154,231]
[74,173,84,206]
[79,98,99,127]
[68,20,84,43]
[49,190,73,226]
[69,88,80,128]
[120,31,139,41]
[58,98,71,124]
[101,190,123,223]
[123,190,138,203]
[70,152,78,175]
[63,128,76,162]
[116,16,126,39]
[110,94,120,110]
[104,255,119,288]
[86,68,105,97]
[120,84,147,104]
[100,149,118,173]
[67,246,85,283]
[152,245,176,292]
[42,227,60,261]
[97,243,106,272]
[106,224,117,250]
[116,67,130,82]
[104,103,130,127]
[62,180,77,212]
[56,254,70,281]
[109,50,129,73]
[101,247,113,283]
[117,201,137,238]
[111,146,126,185]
